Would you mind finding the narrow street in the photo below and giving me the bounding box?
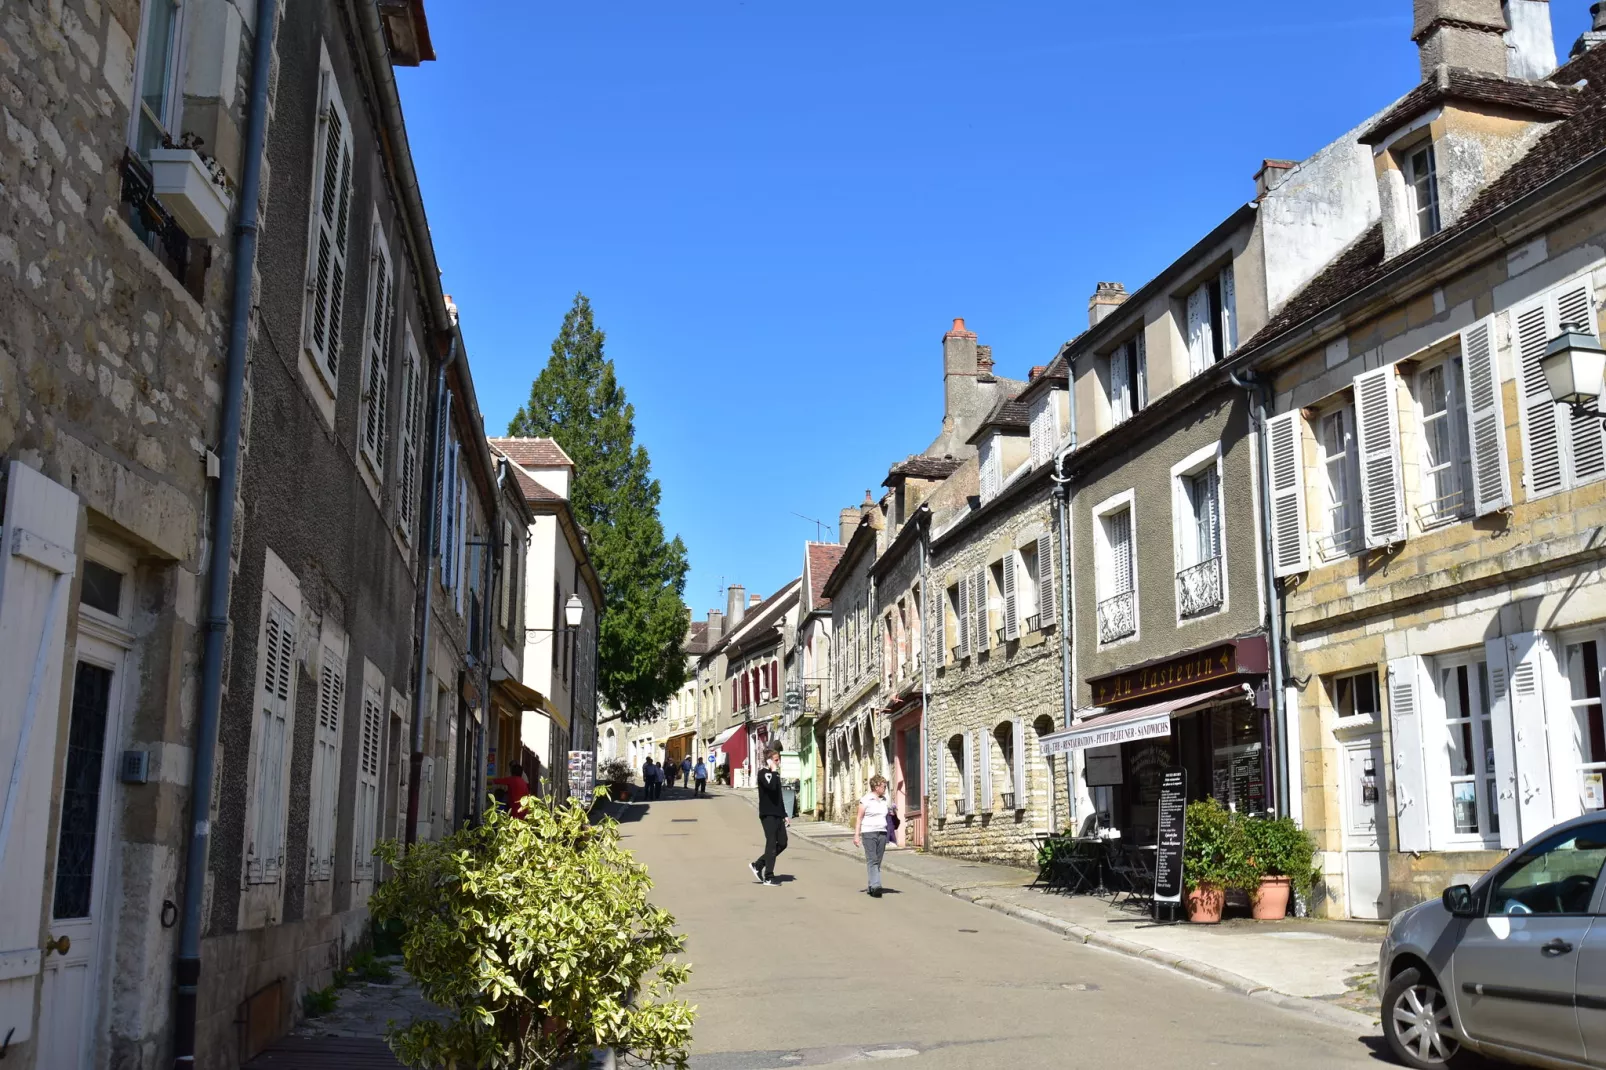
[621,789,1382,1070]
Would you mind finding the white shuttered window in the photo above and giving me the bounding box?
[396,332,423,541]
[1514,276,1604,498]
[303,66,355,389]
[1036,532,1056,624]
[1028,393,1058,468]
[356,683,383,876]
[1354,366,1405,548]
[979,434,1002,502]
[1001,552,1020,641]
[1459,317,1512,515]
[1388,655,1430,853]
[250,600,297,884]
[309,644,345,881]
[971,567,989,653]
[360,218,395,475]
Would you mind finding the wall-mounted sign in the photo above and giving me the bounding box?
[1084,745,1123,786]
[1087,636,1267,707]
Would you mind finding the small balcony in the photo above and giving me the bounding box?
[1096,591,1135,644]
[1176,557,1223,619]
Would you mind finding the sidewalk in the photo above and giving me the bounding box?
[729,789,1382,1031]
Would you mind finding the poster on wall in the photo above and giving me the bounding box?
[1154,767,1187,905]
[1584,772,1605,811]
[1084,745,1123,786]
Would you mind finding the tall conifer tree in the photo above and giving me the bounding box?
[509,294,689,718]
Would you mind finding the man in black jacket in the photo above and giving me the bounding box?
[749,743,788,886]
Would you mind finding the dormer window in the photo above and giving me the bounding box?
[1028,392,1060,467]
[979,434,1003,502]
[1404,143,1441,240]
[1184,264,1237,377]
[1108,333,1148,425]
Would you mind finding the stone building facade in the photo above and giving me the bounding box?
[823,510,881,822]
[1236,10,1606,918]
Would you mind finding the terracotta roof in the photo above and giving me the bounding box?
[806,542,847,610]
[720,579,801,656]
[1249,46,1606,351]
[487,437,574,468]
[507,465,565,504]
[1360,66,1581,146]
[882,456,962,486]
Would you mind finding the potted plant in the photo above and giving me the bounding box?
[1244,815,1318,920]
[598,757,632,801]
[1181,798,1256,923]
[147,133,233,239]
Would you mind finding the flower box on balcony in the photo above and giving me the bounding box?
[147,147,232,239]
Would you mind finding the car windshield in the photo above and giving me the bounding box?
[1488,824,1606,916]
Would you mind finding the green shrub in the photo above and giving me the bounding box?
[598,757,633,786]
[371,796,694,1069]
[303,985,339,1018]
[1244,814,1319,893]
[1182,798,1258,892]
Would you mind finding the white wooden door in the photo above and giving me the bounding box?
[36,637,124,1069]
[1342,737,1389,919]
[0,462,79,1048]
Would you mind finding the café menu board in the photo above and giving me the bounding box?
[1154,767,1186,904]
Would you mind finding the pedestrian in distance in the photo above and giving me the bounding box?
[641,756,654,800]
[749,744,788,886]
[854,774,895,897]
[693,758,708,796]
[665,759,677,791]
[681,755,693,788]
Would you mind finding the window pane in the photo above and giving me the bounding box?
[136,0,180,156]
[80,560,124,616]
[54,662,113,919]
[1451,780,1479,834]
[1567,641,1606,766]
[1488,824,1606,915]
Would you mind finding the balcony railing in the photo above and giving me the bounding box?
[1176,557,1223,618]
[1096,591,1135,644]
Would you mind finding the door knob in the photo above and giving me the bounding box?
[1541,938,1574,956]
[43,934,71,956]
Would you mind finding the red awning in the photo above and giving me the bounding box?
[719,724,749,768]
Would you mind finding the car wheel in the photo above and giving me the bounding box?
[1383,967,1465,1068]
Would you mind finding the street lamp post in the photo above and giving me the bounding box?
[1541,322,1606,425]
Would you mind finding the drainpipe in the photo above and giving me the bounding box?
[1229,368,1291,819]
[917,517,930,841]
[172,1,277,1065]
[1048,357,1079,835]
[407,334,459,846]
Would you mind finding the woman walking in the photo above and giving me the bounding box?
[853,775,895,898]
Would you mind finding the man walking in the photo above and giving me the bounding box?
[693,757,708,796]
[749,744,788,886]
[681,755,693,789]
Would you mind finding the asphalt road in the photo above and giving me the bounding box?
[614,787,1388,1070]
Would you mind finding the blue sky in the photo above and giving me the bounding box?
[397,1,1591,618]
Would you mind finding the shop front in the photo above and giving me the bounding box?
[890,703,924,848]
[665,730,694,770]
[1044,638,1272,842]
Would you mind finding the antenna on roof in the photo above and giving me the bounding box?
[790,511,828,542]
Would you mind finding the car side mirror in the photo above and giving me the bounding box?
[1442,884,1480,918]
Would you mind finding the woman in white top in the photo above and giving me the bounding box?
[854,774,894,897]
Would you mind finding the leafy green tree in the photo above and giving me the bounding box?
[508,294,690,718]
[371,799,695,1069]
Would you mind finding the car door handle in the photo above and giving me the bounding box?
[1541,938,1575,956]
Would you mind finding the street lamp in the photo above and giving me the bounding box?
[1541,322,1606,424]
[564,592,584,629]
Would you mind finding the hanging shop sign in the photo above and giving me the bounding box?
[1088,636,1268,707]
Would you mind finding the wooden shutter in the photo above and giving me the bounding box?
[1502,632,1556,838]
[1002,553,1019,640]
[1483,637,1522,849]
[356,684,383,875]
[305,71,355,383]
[936,736,947,815]
[361,225,394,471]
[962,730,974,812]
[0,462,78,1032]
[979,436,999,500]
[977,729,992,812]
[1036,532,1055,625]
[1515,295,1566,497]
[396,336,422,541]
[972,567,990,652]
[1387,655,1430,853]
[1459,317,1511,515]
[1559,278,1605,485]
[951,583,966,659]
[1029,395,1052,466]
[1134,331,1149,410]
[251,599,297,883]
[1106,510,1132,595]
[1266,411,1309,576]
[1354,366,1405,548]
[1012,717,1027,808]
[433,391,451,556]
[309,645,344,881]
[1186,283,1211,376]
[1219,264,1237,354]
[1110,344,1130,424]
[932,582,945,666]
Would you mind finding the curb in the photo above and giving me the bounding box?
[728,792,1377,1035]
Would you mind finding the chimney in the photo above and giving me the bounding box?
[942,316,980,424]
[1572,1,1606,55]
[1413,0,1509,78]
[860,489,876,521]
[1088,282,1127,327]
[726,584,746,628]
[749,593,761,608]
[706,610,725,645]
[839,505,859,544]
[1503,0,1556,77]
[1254,159,1297,198]
[976,344,995,381]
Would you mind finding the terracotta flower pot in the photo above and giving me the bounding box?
[1253,875,1292,920]
[1187,882,1225,924]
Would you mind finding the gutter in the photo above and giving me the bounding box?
[173,1,277,1064]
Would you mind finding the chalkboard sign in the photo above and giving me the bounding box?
[1154,767,1186,904]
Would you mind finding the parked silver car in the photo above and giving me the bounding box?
[1379,813,1606,1069]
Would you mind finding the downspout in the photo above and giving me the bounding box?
[173,0,277,1064]
[1229,368,1290,818]
[407,334,459,845]
[917,516,930,844]
[1050,418,1077,834]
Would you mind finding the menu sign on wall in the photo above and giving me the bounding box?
[1154,767,1186,905]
